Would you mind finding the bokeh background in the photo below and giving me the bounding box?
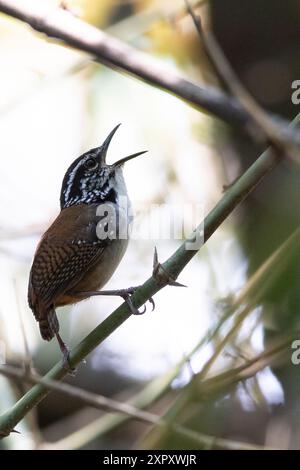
[0,0,300,450]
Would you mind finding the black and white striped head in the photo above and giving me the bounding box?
[60,124,147,209]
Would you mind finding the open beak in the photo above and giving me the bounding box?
[97,124,148,166]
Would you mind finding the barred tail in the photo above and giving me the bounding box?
[39,309,59,341]
[28,281,60,341]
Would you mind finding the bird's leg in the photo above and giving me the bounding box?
[56,332,76,376]
[75,286,155,315]
[74,247,185,317]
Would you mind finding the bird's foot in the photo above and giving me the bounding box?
[56,333,77,376]
[75,286,155,316]
[152,247,186,288]
[111,286,155,315]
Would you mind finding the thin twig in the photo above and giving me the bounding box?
[194,330,297,396]
[13,279,32,373]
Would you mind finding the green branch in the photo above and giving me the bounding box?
[1,113,299,437]
[0,365,268,450]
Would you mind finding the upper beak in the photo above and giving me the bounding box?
[97,123,121,164]
[113,150,148,168]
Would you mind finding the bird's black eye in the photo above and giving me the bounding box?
[84,158,98,170]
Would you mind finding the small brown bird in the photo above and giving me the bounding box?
[28,125,147,368]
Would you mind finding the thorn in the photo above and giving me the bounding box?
[0,428,20,438]
[153,246,158,269]
[59,1,81,17]
[168,280,187,288]
[152,247,187,288]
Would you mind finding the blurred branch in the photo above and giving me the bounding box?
[137,226,300,448]
[138,389,191,449]
[0,365,168,427]
[0,364,266,450]
[194,331,297,395]
[41,307,232,450]
[0,377,35,449]
[1,0,300,149]
[139,329,297,449]
[145,329,297,448]
[107,0,209,41]
[185,0,300,160]
[13,280,32,373]
[0,1,206,116]
[1,108,300,437]
[0,0,244,126]
[199,226,300,377]
[44,325,292,451]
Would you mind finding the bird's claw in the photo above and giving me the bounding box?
[62,352,77,376]
[75,286,154,315]
[123,293,146,315]
[149,296,155,311]
[121,287,154,315]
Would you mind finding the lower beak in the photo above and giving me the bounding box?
[113,150,148,167]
